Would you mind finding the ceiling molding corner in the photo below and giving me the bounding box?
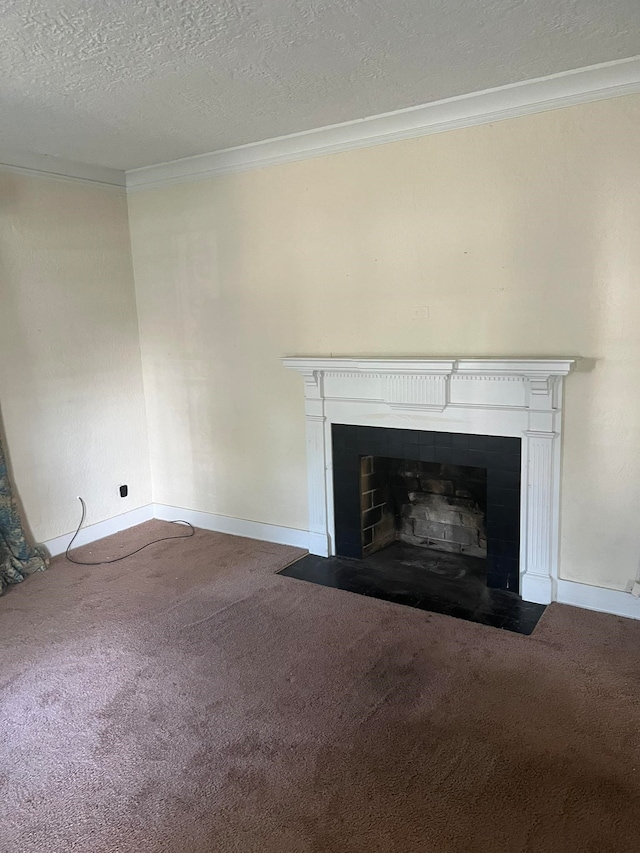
[125,55,640,192]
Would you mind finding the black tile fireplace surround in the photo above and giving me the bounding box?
[332,424,521,592]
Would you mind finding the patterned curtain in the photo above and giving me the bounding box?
[0,433,47,594]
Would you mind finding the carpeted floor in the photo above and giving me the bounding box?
[2,521,640,852]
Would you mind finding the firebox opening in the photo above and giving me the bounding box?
[360,457,488,561]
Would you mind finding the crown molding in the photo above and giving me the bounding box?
[1,57,638,191]
[0,149,126,188]
[126,55,640,192]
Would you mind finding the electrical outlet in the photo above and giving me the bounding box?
[119,484,128,498]
[411,306,430,322]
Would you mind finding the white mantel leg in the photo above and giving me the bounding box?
[521,431,556,603]
[302,371,330,556]
[520,376,561,604]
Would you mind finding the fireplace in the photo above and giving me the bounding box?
[282,357,576,604]
[332,425,521,591]
[361,458,487,558]
[383,459,487,556]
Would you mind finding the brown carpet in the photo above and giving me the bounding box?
[1,521,640,853]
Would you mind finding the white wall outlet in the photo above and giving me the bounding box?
[411,306,430,322]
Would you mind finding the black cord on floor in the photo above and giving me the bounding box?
[65,497,195,565]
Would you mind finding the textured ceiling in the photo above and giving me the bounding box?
[1,0,640,171]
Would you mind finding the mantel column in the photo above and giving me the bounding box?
[301,370,330,556]
[521,375,561,604]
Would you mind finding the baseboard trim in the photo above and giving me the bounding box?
[556,579,640,620]
[521,573,553,605]
[43,503,639,621]
[43,504,155,557]
[152,504,310,550]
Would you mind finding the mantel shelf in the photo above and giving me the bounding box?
[282,357,577,377]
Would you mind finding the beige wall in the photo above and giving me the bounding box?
[128,94,640,591]
[0,173,151,542]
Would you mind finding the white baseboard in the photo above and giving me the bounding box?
[152,504,310,550]
[556,578,640,620]
[308,530,330,557]
[521,573,553,605]
[43,504,155,557]
[42,502,640,622]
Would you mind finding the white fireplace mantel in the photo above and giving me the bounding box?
[283,357,577,605]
